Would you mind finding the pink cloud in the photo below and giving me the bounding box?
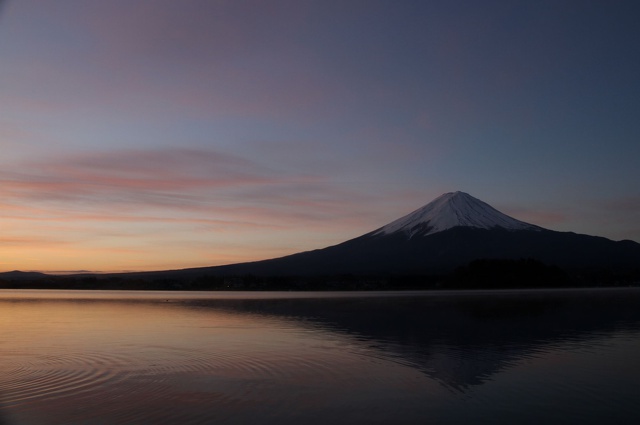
[0,147,387,232]
[0,236,70,247]
[1,148,280,202]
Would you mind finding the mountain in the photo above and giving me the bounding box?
[5,192,637,289]
[0,270,48,280]
[153,191,640,278]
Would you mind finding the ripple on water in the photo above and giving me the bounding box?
[1,350,135,406]
[0,335,404,425]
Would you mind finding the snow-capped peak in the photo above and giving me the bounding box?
[373,191,541,238]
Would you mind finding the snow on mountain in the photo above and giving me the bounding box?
[374,191,542,238]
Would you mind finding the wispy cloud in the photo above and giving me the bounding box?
[0,147,385,234]
[0,236,70,247]
[2,148,290,206]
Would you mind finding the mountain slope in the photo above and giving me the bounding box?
[200,227,639,277]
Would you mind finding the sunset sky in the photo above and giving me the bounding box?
[1,0,639,273]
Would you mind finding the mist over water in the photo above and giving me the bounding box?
[0,289,639,424]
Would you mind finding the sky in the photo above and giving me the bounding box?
[1,0,639,273]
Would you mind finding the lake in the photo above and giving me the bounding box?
[0,288,638,424]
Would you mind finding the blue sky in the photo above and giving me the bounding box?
[1,0,639,272]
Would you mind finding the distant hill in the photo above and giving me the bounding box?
[0,270,48,280]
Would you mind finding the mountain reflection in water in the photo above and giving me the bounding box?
[0,289,638,425]
[180,289,640,393]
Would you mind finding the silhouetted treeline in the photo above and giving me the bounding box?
[1,259,638,291]
[446,258,570,288]
[0,274,439,291]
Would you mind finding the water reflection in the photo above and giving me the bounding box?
[180,289,640,392]
[0,289,638,424]
[0,294,444,424]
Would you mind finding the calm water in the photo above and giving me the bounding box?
[0,288,639,424]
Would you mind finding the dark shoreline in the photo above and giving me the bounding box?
[2,258,638,291]
[1,274,638,292]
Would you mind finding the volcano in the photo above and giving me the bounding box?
[171,191,640,277]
